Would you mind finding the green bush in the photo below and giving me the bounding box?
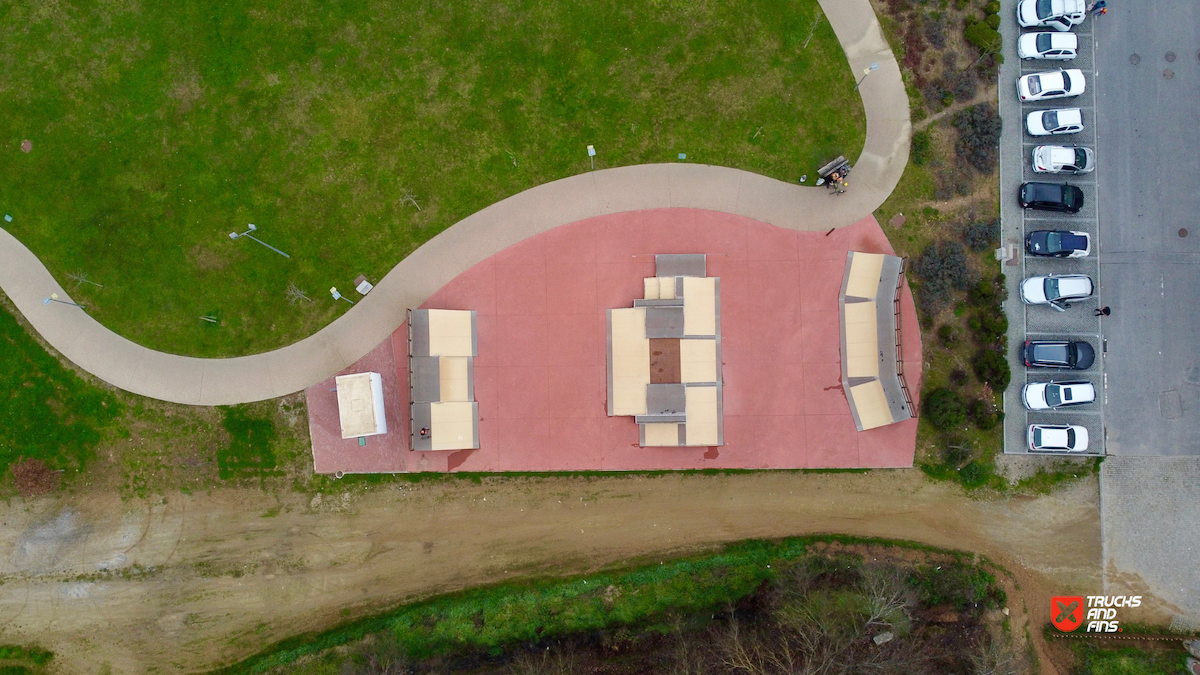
[908,560,1003,608]
[923,388,967,430]
[985,13,1001,29]
[964,20,1002,54]
[968,309,1008,345]
[912,129,932,166]
[937,324,957,346]
[984,0,1001,14]
[942,436,971,467]
[962,220,999,252]
[958,460,994,489]
[972,349,1011,390]
[968,399,1003,430]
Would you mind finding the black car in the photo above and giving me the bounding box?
[1026,230,1091,257]
[1023,340,1095,369]
[1018,182,1084,213]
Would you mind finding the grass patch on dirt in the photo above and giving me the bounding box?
[1,0,863,358]
[211,535,1009,674]
[0,301,121,481]
[0,645,54,675]
[1070,642,1186,675]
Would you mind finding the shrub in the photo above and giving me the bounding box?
[937,324,957,346]
[972,349,1011,390]
[942,437,971,467]
[964,20,1002,54]
[985,0,1001,14]
[923,13,947,49]
[951,70,978,101]
[985,13,1001,29]
[968,274,1007,307]
[953,103,1002,172]
[949,368,969,386]
[958,460,994,489]
[968,399,1003,430]
[923,388,967,430]
[962,220,999,251]
[968,308,1008,345]
[913,241,973,314]
[911,130,932,166]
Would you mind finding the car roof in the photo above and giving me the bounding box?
[1038,427,1072,447]
[1049,32,1078,47]
[1056,276,1093,294]
[1052,108,1083,124]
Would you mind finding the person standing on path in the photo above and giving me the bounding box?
[1094,306,1111,316]
[1090,0,1107,16]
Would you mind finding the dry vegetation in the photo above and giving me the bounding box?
[870,0,1009,487]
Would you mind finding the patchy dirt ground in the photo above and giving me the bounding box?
[0,471,1100,673]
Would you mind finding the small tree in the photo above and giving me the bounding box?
[972,349,1011,390]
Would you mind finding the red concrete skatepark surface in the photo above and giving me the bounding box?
[306,209,922,474]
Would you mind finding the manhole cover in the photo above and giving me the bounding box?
[1130,53,1141,65]
[1180,228,1189,238]
[20,139,32,153]
[1166,51,1177,62]
[1165,69,1175,79]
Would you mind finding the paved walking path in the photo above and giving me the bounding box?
[0,0,909,405]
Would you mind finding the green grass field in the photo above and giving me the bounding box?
[0,302,121,477]
[1,0,865,357]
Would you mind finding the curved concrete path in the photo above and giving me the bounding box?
[0,0,908,406]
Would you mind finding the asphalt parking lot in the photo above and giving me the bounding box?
[1000,3,1103,456]
[1093,1,1200,456]
[1001,1,1200,456]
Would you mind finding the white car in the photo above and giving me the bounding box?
[1023,381,1096,410]
[1033,145,1095,173]
[1021,274,1094,307]
[1017,0,1086,31]
[1018,32,1079,60]
[1028,424,1090,451]
[1018,69,1085,101]
[1026,108,1084,136]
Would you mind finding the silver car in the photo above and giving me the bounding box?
[1032,145,1095,173]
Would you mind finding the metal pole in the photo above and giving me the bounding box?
[244,234,291,258]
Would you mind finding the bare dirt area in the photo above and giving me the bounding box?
[0,471,1100,673]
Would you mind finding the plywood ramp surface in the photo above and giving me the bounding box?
[609,308,650,416]
[438,356,471,402]
[684,386,720,446]
[430,401,477,450]
[683,277,717,337]
[426,309,476,357]
[844,252,885,299]
[643,423,681,447]
[848,380,892,430]
[680,339,718,383]
[843,300,879,378]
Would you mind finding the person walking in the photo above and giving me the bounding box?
[1094,306,1111,316]
[1090,0,1107,16]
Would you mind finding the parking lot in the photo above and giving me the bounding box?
[1000,3,1104,456]
[1000,1,1200,457]
[1093,2,1200,456]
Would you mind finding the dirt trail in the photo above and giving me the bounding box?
[0,472,1100,673]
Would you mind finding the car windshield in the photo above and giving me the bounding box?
[1033,428,1043,445]
[1043,111,1059,129]
[1045,385,1062,407]
[1044,277,1060,300]
[1036,0,1053,19]
[1066,428,1076,446]
[1061,72,1071,90]
[1028,76,1042,95]
[1063,188,1078,208]
[1074,148,1087,168]
[1046,232,1064,252]
[1036,33,1053,52]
